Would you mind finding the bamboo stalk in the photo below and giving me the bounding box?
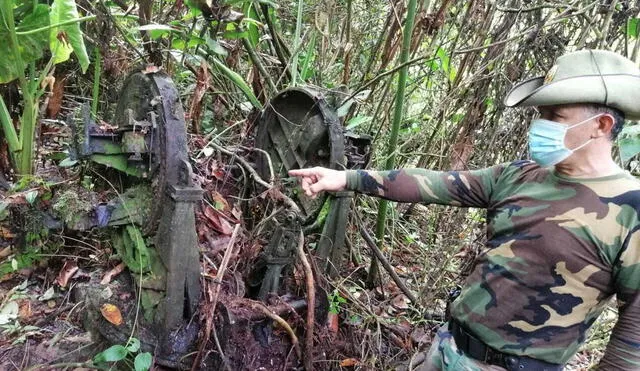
[91,48,102,118]
[240,29,277,93]
[368,0,419,286]
[290,0,304,86]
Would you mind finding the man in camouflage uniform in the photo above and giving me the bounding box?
[289,49,640,370]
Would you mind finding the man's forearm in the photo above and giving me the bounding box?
[345,167,496,208]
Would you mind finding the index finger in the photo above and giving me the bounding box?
[288,168,316,177]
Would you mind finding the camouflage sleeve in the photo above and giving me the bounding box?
[344,165,506,208]
[599,238,640,370]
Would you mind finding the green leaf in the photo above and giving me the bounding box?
[619,136,640,163]
[0,201,8,221]
[16,5,50,65]
[49,0,90,72]
[223,23,248,39]
[300,33,316,81]
[126,337,141,353]
[346,115,372,130]
[171,38,186,50]
[210,57,262,109]
[184,0,203,17]
[94,344,127,363]
[25,190,38,204]
[627,18,640,38]
[243,3,260,47]
[0,301,19,325]
[38,287,56,301]
[138,24,173,40]
[0,3,50,83]
[134,352,153,371]
[58,157,78,167]
[337,90,371,117]
[619,125,640,163]
[206,37,228,56]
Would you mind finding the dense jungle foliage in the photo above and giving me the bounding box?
[1,0,640,369]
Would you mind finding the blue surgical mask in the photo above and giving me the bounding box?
[527,114,601,167]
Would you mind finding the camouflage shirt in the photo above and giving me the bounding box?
[346,161,640,369]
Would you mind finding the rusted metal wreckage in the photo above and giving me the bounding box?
[65,70,371,367]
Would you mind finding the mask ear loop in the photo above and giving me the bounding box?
[589,50,609,106]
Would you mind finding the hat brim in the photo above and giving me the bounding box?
[504,74,640,120]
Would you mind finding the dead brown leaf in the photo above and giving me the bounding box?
[391,294,410,310]
[18,299,32,319]
[203,205,234,235]
[0,246,12,258]
[0,273,14,283]
[327,312,339,334]
[209,190,230,213]
[187,61,211,134]
[41,75,55,92]
[231,205,242,220]
[100,262,126,285]
[340,358,359,367]
[100,303,123,326]
[1,226,16,239]
[45,71,68,118]
[55,260,79,288]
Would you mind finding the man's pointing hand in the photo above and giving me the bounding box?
[288,167,347,198]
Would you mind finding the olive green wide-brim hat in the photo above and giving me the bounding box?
[504,49,640,120]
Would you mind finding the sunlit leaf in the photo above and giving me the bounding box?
[223,23,248,39]
[49,0,90,72]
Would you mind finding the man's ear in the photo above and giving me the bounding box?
[595,114,615,138]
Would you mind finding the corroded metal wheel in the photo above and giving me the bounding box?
[113,70,190,234]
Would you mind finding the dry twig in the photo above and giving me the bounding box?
[191,224,241,371]
[208,141,302,214]
[248,300,303,361]
[296,230,315,370]
[356,213,418,303]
